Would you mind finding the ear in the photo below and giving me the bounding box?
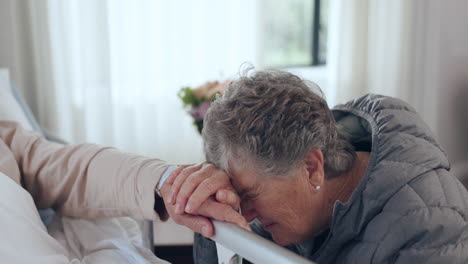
[304,149,325,190]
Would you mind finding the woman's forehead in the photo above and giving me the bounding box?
[229,162,258,184]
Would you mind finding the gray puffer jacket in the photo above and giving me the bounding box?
[194,94,468,264]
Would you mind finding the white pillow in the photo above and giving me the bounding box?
[0,68,33,131]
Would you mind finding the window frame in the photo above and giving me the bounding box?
[311,0,326,66]
[261,0,327,69]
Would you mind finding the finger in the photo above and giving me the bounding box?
[198,199,250,231]
[176,214,214,238]
[215,188,241,210]
[165,165,191,185]
[177,163,218,212]
[169,164,203,207]
[185,173,231,213]
[162,185,215,238]
[175,169,210,214]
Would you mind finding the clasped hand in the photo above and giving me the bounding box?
[160,163,249,237]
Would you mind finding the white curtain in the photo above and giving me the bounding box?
[327,0,441,132]
[15,0,260,164]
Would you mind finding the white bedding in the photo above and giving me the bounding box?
[0,172,169,264]
[47,216,168,264]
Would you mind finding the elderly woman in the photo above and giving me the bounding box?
[167,70,468,263]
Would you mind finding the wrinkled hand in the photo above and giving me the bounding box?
[161,164,248,238]
[167,163,240,215]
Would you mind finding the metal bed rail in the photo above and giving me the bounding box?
[212,220,317,264]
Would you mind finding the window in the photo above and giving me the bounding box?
[258,0,328,68]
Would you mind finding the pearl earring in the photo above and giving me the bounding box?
[315,185,321,191]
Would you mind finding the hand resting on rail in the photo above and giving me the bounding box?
[160,163,249,238]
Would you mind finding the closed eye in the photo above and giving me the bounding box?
[242,192,258,201]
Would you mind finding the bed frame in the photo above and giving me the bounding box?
[212,220,316,264]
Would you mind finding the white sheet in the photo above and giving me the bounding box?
[0,172,169,264]
[48,216,169,264]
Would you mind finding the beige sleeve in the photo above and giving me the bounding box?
[0,121,169,220]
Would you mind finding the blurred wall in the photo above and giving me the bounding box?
[0,0,14,70]
[436,1,468,168]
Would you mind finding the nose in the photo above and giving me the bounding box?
[240,200,257,222]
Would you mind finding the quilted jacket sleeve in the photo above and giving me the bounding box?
[373,206,468,264]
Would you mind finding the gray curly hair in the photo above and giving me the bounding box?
[202,70,356,179]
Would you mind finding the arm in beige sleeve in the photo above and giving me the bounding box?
[0,121,169,220]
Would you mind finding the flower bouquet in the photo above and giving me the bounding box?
[178,80,230,133]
